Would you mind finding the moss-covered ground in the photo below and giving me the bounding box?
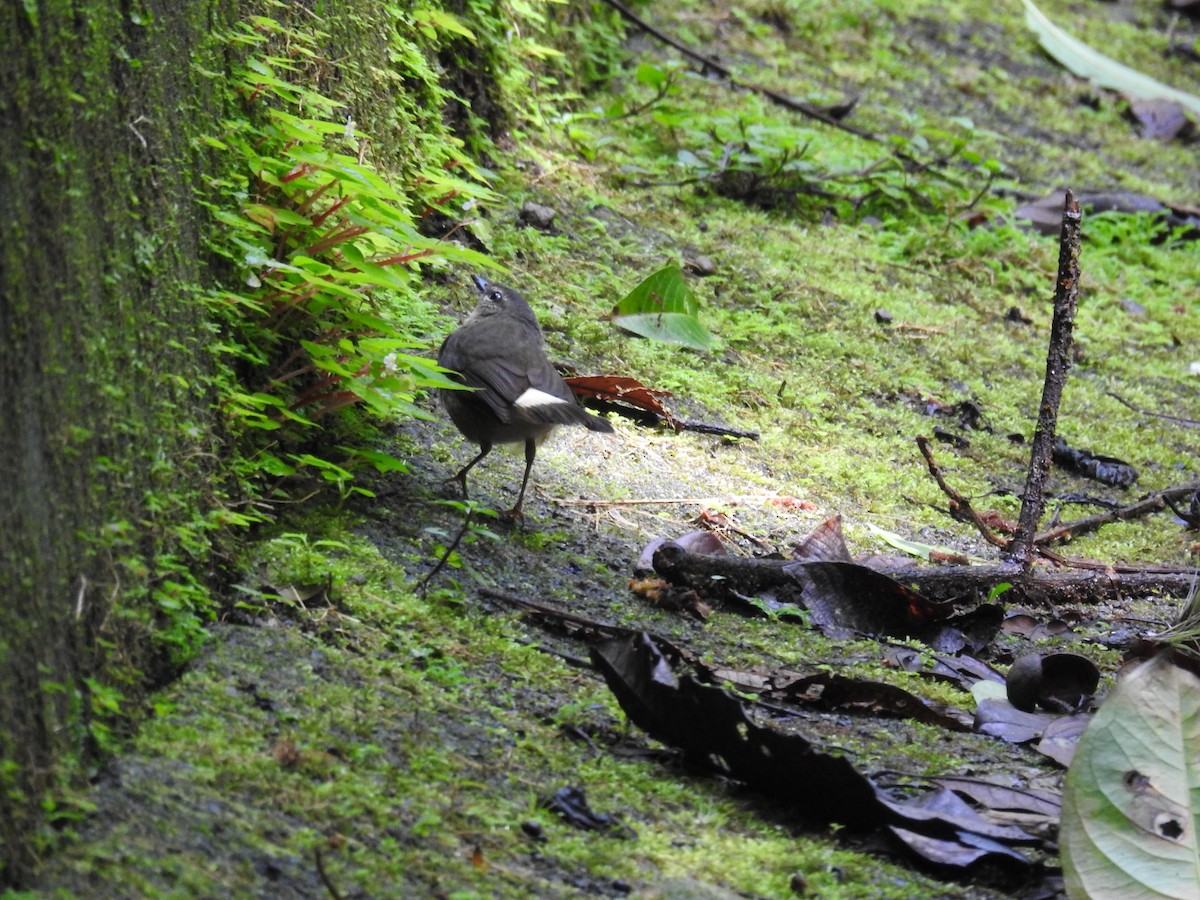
[25,0,1200,897]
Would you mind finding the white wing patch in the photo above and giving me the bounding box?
[514,388,570,410]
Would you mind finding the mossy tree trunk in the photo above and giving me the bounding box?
[0,0,619,886]
[0,1,234,885]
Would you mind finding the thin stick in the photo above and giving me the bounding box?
[1107,391,1200,429]
[597,0,878,140]
[545,494,796,508]
[915,436,1010,549]
[1035,481,1200,544]
[418,507,476,593]
[679,419,760,439]
[314,846,344,900]
[1008,190,1082,571]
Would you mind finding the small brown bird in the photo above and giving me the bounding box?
[437,275,613,518]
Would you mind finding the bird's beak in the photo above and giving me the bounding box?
[471,274,489,294]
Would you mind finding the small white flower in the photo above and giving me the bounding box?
[462,198,476,211]
[382,352,399,375]
[344,115,356,139]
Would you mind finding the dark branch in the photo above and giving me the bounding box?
[1107,391,1200,429]
[1035,481,1200,544]
[598,0,879,140]
[679,419,760,440]
[916,436,1009,549]
[1009,190,1082,571]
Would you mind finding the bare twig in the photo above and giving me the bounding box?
[480,587,678,648]
[1107,391,1200,429]
[597,0,878,140]
[314,846,344,900]
[678,419,759,439]
[1009,190,1082,571]
[915,436,1009,549]
[650,541,1194,607]
[1035,481,1200,544]
[545,493,796,508]
[418,506,477,593]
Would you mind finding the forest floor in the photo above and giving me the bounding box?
[29,1,1200,898]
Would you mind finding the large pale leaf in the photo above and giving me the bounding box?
[1024,0,1200,118]
[1060,652,1200,899]
[611,265,716,351]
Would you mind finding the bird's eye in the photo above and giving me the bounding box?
[489,290,503,302]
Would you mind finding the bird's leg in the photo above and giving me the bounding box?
[504,438,538,521]
[450,441,492,499]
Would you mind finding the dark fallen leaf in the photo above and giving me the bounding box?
[882,644,927,673]
[783,560,952,638]
[765,671,974,731]
[927,653,1007,691]
[888,825,1029,868]
[790,514,852,562]
[591,632,1036,871]
[700,657,974,734]
[934,776,1062,820]
[590,633,890,829]
[565,374,682,430]
[1017,190,1200,241]
[926,604,1005,656]
[708,663,776,692]
[974,699,1093,766]
[1126,97,1193,141]
[882,787,1036,844]
[538,786,636,837]
[975,698,1057,744]
[1052,436,1137,488]
[1015,189,1166,235]
[1002,611,1076,640]
[636,531,725,574]
[1035,713,1090,767]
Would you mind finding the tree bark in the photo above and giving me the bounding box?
[0,1,232,884]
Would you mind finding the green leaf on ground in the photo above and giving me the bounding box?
[611,264,716,351]
[1060,651,1200,898]
[1024,0,1200,117]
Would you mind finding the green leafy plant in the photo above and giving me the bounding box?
[561,51,1006,225]
[204,15,496,507]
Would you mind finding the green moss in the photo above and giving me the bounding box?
[40,518,981,895]
[19,0,1200,894]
